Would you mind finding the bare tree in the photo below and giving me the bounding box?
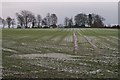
[42,17,47,26]
[16,13,24,28]
[20,10,34,28]
[37,14,42,28]
[29,14,36,28]
[2,19,6,28]
[6,17,12,28]
[50,14,57,27]
[64,17,69,26]
[88,14,93,27]
[0,17,6,28]
[46,13,51,26]
[68,18,73,28]
[11,19,16,28]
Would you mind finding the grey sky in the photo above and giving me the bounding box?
[2,2,118,25]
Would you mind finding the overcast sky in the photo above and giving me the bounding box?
[2,2,118,25]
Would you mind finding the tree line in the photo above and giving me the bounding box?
[0,10,119,28]
[64,13,105,28]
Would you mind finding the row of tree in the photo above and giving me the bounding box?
[0,17,15,28]
[0,10,58,28]
[0,10,119,28]
[64,13,105,28]
[16,10,57,28]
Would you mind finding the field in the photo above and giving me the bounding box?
[2,28,119,78]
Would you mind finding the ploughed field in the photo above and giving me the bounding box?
[2,28,119,78]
